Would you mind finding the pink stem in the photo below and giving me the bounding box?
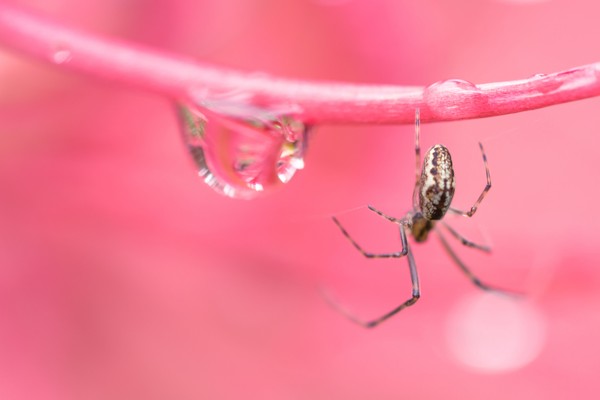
[1,4,599,124]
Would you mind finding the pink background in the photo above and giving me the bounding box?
[1,0,600,398]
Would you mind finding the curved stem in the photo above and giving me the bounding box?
[1,4,599,124]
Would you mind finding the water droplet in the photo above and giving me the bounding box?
[594,64,600,80]
[423,79,489,119]
[51,45,72,64]
[530,72,563,94]
[178,101,309,199]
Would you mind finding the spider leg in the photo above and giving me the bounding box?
[435,228,520,295]
[366,205,406,225]
[323,226,420,328]
[449,142,492,218]
[332,216,407,258]
[412,108,422,209]
[441,221,491,253]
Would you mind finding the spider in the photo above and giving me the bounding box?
[328,108,511,328]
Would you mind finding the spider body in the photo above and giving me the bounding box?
[419,144,455,221]
[327,108,509,328]
[407,211,435,243]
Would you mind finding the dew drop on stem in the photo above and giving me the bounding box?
[51,43,72,64]
[423,79,489,119]
[178,101,310,199]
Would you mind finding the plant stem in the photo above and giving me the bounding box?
[1,4,599,124]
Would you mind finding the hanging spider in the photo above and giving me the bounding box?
[328,108,512,328]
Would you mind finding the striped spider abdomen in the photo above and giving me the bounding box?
[419,144,456,221]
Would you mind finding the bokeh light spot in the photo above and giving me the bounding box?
[446,293,546,373]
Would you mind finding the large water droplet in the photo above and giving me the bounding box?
[423,79,489,119]
[178,101,309,199]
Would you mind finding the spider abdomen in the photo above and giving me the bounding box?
[419,144,455,220]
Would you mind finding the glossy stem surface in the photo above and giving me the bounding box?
[1,4,599,124]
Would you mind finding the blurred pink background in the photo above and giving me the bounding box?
[2,0,600,399]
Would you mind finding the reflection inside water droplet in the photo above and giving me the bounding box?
[178,101,309,199]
